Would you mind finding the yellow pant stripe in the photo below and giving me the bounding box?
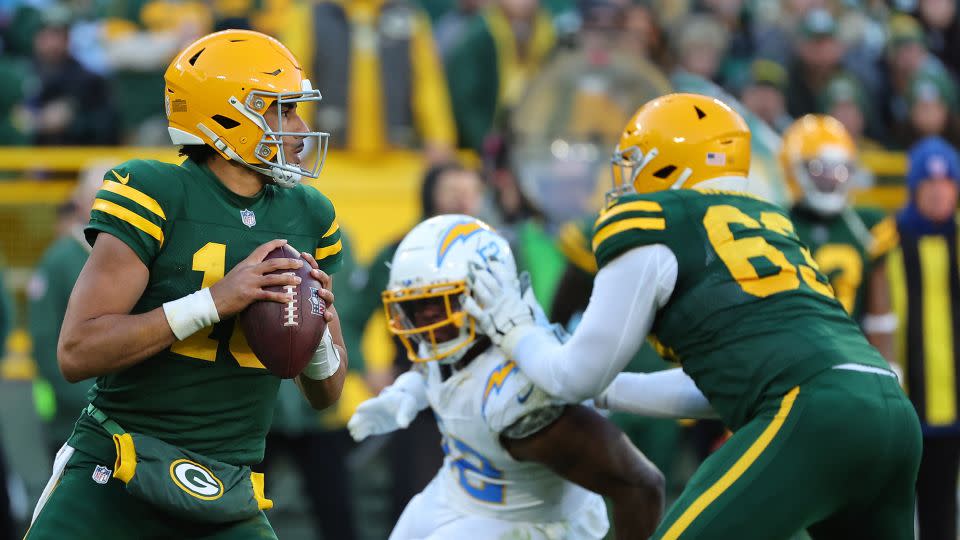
[99,180,166,219]
[661,386,801,540]
[594,200,663,228]
[919,236,956,425]
[92,198,164,245]
[315,239,343,261]
[592,217,666,251]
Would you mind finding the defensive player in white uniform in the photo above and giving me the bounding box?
[348,215,665,540]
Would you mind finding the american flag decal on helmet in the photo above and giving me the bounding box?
[706,152,726,166]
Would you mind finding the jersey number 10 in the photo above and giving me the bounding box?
[704,205,835,300]
[169,242,267,369]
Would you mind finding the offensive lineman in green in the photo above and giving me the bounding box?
[27,30,347,539]
[465,93,922,539]
[781,114,899,363]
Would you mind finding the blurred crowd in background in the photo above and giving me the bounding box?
[1,0,960,539]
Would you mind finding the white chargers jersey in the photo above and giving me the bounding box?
[418,346,608,535]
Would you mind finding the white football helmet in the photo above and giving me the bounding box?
[382,214,517,364]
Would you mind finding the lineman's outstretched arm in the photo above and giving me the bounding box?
[58,235,301,382]
[347,368,429,442]
[467,245,678,403]
[502,405,665,539]
[597,368,718,419]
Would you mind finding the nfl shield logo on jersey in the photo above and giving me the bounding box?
[92,465,112,485]
[240,209,257,228]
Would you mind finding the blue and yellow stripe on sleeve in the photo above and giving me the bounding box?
[315,219,344,273]
[592,195,669,269]
[88,170,167,265]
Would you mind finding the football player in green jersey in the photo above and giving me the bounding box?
[781,114,899,363]
[465,93,921,539]
[26,30,347,540]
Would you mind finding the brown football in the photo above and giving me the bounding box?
[239,244,327,378]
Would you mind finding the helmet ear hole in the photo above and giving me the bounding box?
[694,106,706,119]
[212,115,240,129]
[653,165,677,179]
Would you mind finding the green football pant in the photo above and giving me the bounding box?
[653,366,922,540]
[25,443,277,540]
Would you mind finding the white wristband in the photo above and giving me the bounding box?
[863,312,898,334]
[162,288,220,340]
[301,328,341,380]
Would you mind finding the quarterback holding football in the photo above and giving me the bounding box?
[28,30,346,539]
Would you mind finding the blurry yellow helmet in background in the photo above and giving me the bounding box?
[164,29,329,187]
[608,93,751,201]
[780,114,857,216]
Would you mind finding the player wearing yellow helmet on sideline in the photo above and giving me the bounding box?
[25,30,347,540]
[465,93,921,539]
[781,115,899,363]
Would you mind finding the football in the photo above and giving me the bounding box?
[239,244,327,378]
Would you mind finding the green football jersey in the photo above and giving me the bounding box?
[790,206,898,321]
[72,158,344,466]
[593,190,888,430]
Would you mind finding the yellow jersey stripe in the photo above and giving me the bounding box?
[661,386,800,540]
[322,220,340,239]
[315,239,343,261]
[100,180,166,220]
[92,198,164,245]
[592,217,666,251]
[887,248,908,392]
[919,236,956,425]
[869,217,899,259]
[594,200,663,229]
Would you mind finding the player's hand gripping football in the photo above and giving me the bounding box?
[347,388,420,442]
[209,239,333,320]
[462,262,536,351]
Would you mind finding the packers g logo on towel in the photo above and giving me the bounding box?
[170,459,224,500]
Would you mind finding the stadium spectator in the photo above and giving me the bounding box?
[819,73,885,150]
[917,0,959,78]
[882,13,944,145]
[735,58,792,133]
[282,0,456,163]
[0,55,30,145]
[888,136,960,540]
[669,13,728,83]
[786,8,854,119]
[22,7,118,146]
[97,1,210,143]
[26,162,106,455]
[445,0,556,152]
[433,0,489,55]
[339,161,484,523]
[899,68,960,147]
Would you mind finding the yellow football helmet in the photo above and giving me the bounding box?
[780,114,857,216]
[164,29,329,188]
[609,93,751,201]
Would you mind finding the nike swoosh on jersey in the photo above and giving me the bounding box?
[517,385,534,404]
[112,170,131,184]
